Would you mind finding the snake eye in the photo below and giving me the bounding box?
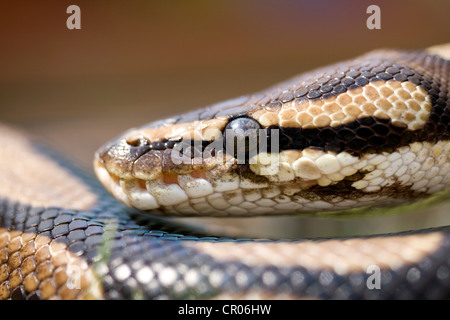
[223,117,262,162]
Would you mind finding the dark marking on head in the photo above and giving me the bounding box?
[265,115,434,157]
[298,172,423,202]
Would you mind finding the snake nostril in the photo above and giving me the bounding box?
[126,136,149,148]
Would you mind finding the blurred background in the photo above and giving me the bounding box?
[1,0,449,238]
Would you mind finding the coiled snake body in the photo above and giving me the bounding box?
[1,44,450,299]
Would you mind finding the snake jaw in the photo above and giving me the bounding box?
[94,137,450,216]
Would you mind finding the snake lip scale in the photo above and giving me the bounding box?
[0,43,450,300]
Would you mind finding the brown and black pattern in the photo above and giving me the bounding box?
[3,197,450,300]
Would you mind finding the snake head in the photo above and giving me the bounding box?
[94,111,278,215]
[95,48,450,216]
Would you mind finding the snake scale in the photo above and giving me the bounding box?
[1,44,450,300]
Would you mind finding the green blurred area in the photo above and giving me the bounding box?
[1,0,449,238]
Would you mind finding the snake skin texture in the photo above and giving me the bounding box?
[2,200,450,299]
[1,45,450,299]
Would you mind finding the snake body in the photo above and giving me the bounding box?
[1,44,450,299]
